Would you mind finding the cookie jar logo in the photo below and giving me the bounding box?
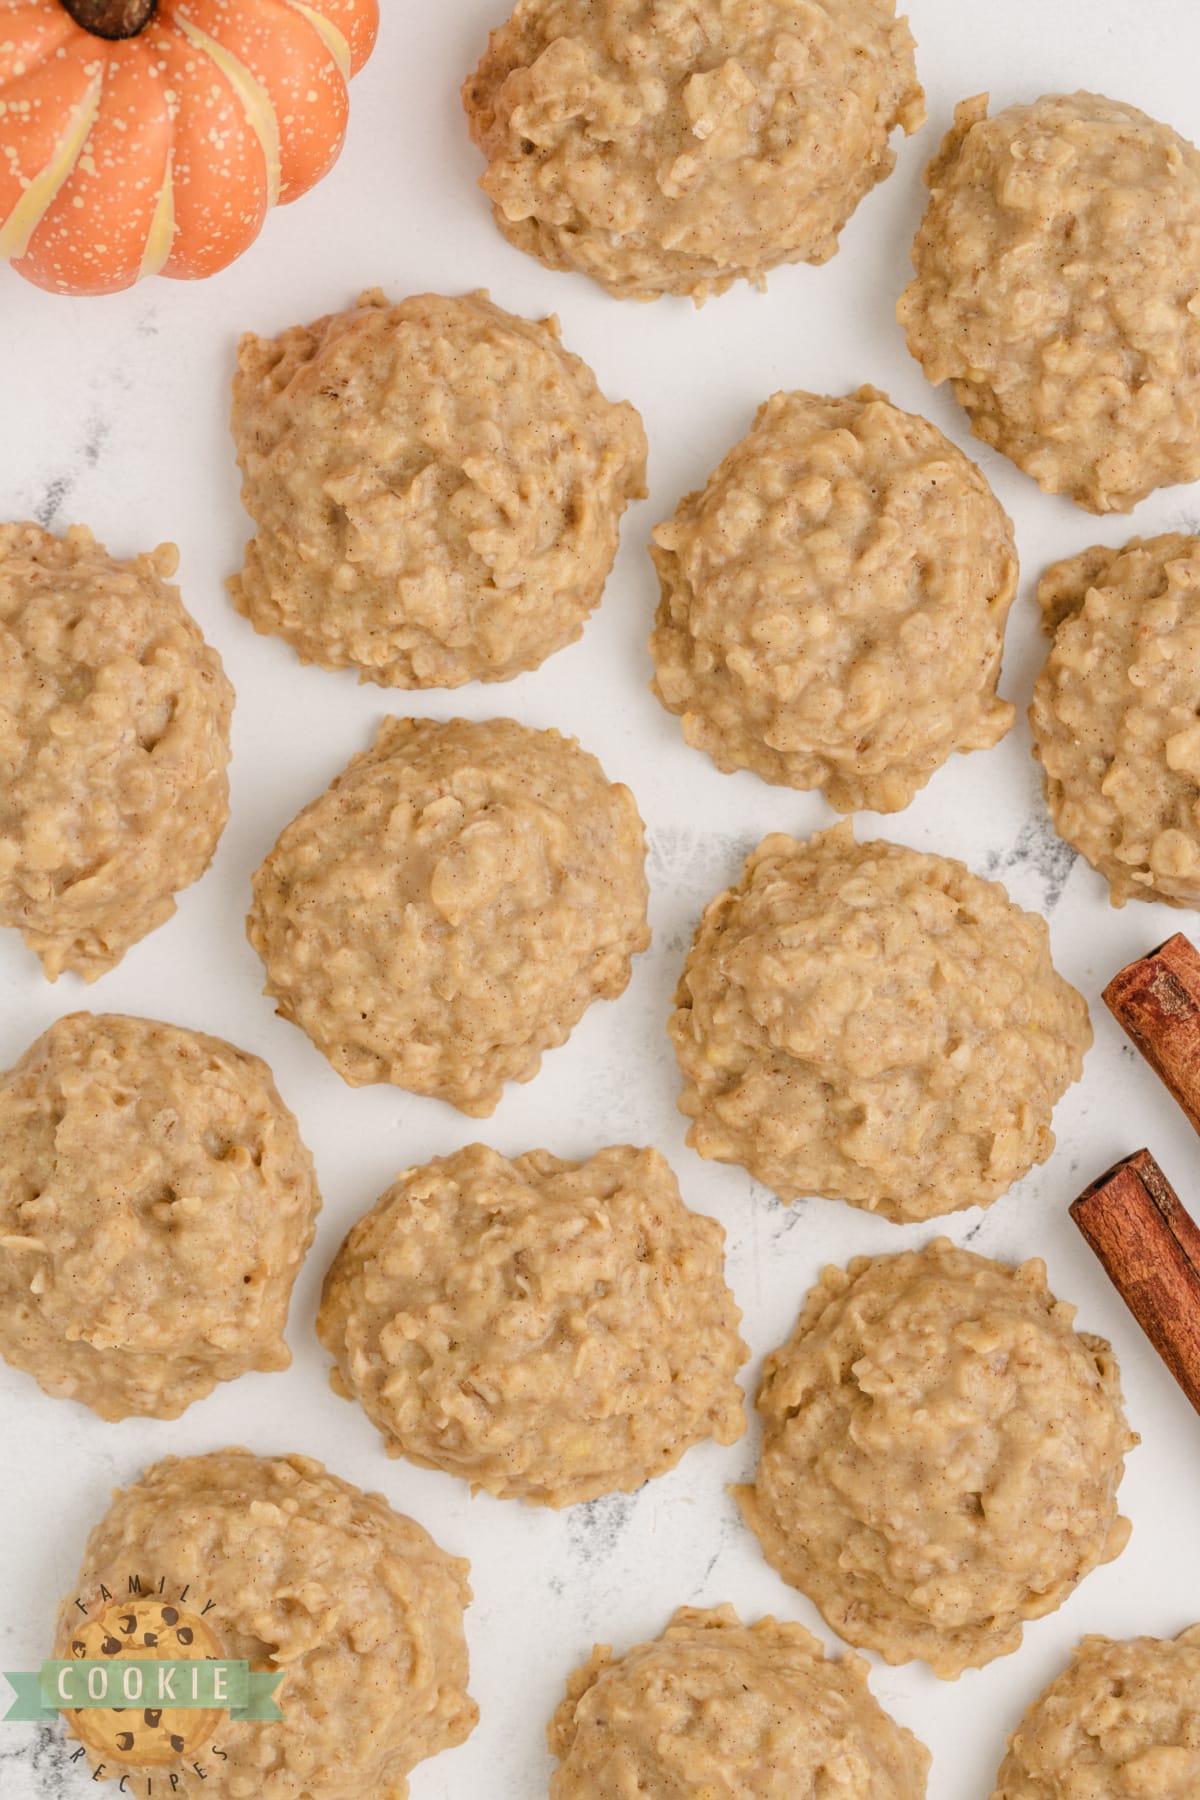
[3,1579,284,1791]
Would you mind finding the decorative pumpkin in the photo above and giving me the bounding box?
[0,0,378,294]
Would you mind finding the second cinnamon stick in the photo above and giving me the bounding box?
[1071,1147,1200,1419]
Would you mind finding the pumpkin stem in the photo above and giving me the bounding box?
[60,0,158,38]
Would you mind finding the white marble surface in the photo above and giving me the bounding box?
[3,3,1200,1796]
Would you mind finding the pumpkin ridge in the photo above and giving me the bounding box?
[287,0,376,77]
[285,0,352,82]
[139,151,176,277]
[171,9,282,209]
[0,63,103,260]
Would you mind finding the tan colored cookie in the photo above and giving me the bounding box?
[670,822,1091,1223]
[248,716,650,1116]
[0,523,233,980]
[990,1628,1200,1799]
[737,1241,1136,1679]
[899,92,1200,513]
[1031,534,1200,908]
[549,1604,930,1797]
[54,1450,477,1799]
[651,388,1017,812]
[318,1143,747,1506]
[464,0,924,302]
[0,1013,321,1421]
[229,289,646,687]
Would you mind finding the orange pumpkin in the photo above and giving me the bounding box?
[0,0,378,294]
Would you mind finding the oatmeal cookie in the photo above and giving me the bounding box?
[737,1241,1136,1678]
[464,0,924,302]
[0,523,233,980]
[670,822,1091,1222]
[230,289,647,686]
[651,388,1017,811]
[549,1604,930,1796]
[248,716,650,1115]
[1031,534,1200,908]
[990,1627,1200,1799]
[318,1143,747,1506]
[899,92,1200,512]
[0,1013,320,1421]
[55,1450,477,1798]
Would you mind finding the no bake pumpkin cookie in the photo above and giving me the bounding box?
[318,1143,747,1506]
[229,289,647,686]
[1031,534,1200,908]
[899,92,1200,513]
[990,1627,1200,1800]
[549,1604,930,1797]
[670,822,1091,1222]
[464,0,924,302]
[0,523,233,980]
[0,1012,320,1421]
[737,1241,1136,1678]
[55,1450,476,1799]
[650,388,1017,811]
[248,716,650,1115]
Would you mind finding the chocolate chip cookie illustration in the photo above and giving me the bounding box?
[68,1599,224,1768]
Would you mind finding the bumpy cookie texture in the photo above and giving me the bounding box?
[651,388,1017,812]
[0,523,233,980]
[464,0,924,303]
[990,1627,1200,1799]
[899,92,1200,513]
[737,1242,1136,1679]
[549,1604,930,1798]
[230,289,647,687]
[248,716,650,1116]
[55,1450,477,1799]
[0,1013,321,1421]
[1031,535,1200,909]
[670,822,1091,1222]
[318,1143,747,1507]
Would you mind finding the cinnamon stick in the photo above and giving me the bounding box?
[1071,1148,1200,1418]
[1104,933,1200,1136]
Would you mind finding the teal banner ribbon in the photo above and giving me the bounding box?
[3,1660,283,1723]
